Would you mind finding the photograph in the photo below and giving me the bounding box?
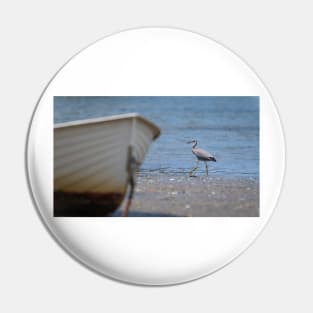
[54,96,259,217]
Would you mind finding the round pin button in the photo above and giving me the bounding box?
[26,28,285,285]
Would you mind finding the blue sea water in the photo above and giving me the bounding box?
[54,96,259,178]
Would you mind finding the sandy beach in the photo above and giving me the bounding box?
[113,173,259,217]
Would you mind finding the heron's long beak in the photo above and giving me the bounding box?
[186,141,193,144]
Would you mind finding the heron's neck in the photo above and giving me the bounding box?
[192,141,197,149]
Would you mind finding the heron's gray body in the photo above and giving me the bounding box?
[188,140,216,176]
[192,148,216,162]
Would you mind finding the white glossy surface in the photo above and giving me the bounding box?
[26,28,285,285]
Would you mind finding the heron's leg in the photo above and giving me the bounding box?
[205,162,208,176]
[189,159,199,176]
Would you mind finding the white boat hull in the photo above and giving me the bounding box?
[54,113,160,216]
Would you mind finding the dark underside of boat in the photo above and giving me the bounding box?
[54,191,124,217]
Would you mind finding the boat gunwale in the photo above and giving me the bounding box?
[54,113,161,140]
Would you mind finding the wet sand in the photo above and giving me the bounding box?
[113,174,259,217]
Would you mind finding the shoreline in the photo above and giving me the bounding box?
[113,173,259,217]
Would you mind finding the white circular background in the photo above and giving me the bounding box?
[27,28,285,285]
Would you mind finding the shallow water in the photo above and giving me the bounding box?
[54,96,259,178]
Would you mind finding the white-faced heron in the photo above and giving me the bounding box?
[187,139,216,176]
